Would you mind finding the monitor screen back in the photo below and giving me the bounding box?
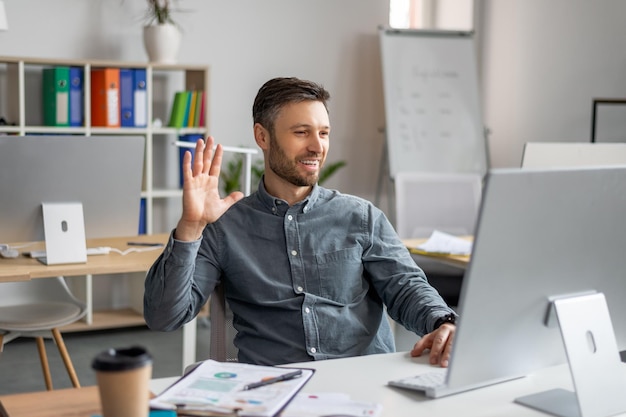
[0,135,145,243]
[447,165,626,389]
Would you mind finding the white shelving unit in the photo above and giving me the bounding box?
[0,55,210,234]
[0,56,213,332]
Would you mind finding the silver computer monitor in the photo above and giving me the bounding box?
[0,135,145,243]
[455,166,626,398]
[391,166,626,409]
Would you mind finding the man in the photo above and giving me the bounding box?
[144,77,457,366]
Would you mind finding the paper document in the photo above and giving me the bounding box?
[413,230,472,256]
[150,360,314,417]
[281,392,382,417]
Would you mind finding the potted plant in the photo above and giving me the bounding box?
[142,0,182,64]
[220,154,347,195]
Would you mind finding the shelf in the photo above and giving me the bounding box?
[60,308,146,332]
[149,188,184,198]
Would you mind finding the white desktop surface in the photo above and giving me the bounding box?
[150,351,626,417]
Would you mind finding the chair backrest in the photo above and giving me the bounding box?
[394,172,483,239]
[209,283,238,362]
[0,276,87,331]
[521,142,626,168]
[0,277,85,308]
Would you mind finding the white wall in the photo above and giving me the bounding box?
[0,0,389,205]
[5,1,625,208]
[478,0,626,168]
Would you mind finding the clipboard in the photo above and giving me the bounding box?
[150,360,315,417]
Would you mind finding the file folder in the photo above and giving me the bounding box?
[168,91,189,128]
[139,197,146,234]
[91,68,120,127]
[193,90,203,127]
[133,68,148,127]
[42,66,70,127]
[120,68,134,127]
[198,90,206,127]
[186,90,198,127]
[69,67,84,127]
[182,91,192,127]
[178,134,203,187]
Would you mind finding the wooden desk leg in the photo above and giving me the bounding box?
[35,336,53,390]
[51,328,81,388]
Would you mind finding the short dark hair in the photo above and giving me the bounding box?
[252,77,330,134]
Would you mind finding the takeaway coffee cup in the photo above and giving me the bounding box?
[92,346,153,417]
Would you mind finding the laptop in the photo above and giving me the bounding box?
[389,166,626,398]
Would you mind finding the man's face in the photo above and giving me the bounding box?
[266,100,330,187]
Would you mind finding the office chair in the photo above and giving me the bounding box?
[0,276,87,390]
[394,171,483,307]
[208,283,238,362]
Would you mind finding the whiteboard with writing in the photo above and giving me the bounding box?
[379,28,488,179]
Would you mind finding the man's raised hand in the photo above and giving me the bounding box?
[174,136,244,241]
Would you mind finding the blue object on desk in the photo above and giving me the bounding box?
[92,411,176,417]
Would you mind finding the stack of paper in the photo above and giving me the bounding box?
[413,230,472,256]
[281,392,382,417]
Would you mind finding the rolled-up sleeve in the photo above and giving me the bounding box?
[363,206,454,336]
[143,230,216,331]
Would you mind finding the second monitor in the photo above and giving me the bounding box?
[0,135,145,245]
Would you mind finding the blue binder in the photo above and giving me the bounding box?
[69,67,83,127]
[133,68,148,127]
[120,68,134,127]
[178,134,204,187]
[138,197,147,235]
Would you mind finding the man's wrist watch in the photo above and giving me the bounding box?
[434,313,457,330]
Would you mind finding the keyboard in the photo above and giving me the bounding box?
[25,247,110,258]
[388,370,447,391]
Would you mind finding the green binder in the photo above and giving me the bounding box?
[168,91,190,128]
[42,66,70,127]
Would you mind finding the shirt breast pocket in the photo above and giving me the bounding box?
[315,246,367,304]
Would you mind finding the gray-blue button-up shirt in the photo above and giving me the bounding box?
[144,181,454,365]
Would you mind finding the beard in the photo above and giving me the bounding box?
[268,133,321,187]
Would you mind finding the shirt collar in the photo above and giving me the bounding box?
[257,177,320,216]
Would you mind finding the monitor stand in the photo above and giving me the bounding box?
[40,202,87,265]
[515,292,626,417]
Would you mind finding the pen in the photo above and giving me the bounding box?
[242,369,303,391]
[127,242,164,247]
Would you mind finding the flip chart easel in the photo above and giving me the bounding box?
[378,27,488,180]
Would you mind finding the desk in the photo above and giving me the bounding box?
[0,234,169,283]
[3,353,624,417]
[0,234,201,370]
[154,353,626,417]
[402,237,471,269]
[0,234,169,330]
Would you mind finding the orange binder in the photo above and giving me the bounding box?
[91,68,120,127]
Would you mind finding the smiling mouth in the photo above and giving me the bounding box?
[299,159,319,168]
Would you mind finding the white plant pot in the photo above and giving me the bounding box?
[143,24,182,64]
